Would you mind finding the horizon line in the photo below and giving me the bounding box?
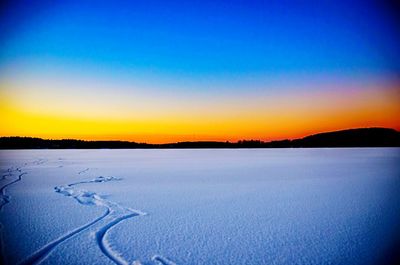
[1,127,398,145]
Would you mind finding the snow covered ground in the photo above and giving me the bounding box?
[0,148,399,265]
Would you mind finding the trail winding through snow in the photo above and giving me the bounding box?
[0,159,47,265]
[18,169,175,265]
[0,169,26,212]
[0,166,27,265]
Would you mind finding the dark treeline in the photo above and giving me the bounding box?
[1,127,399,149]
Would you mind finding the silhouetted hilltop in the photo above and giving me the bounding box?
[291,127,400,147]
[0,127,399,149]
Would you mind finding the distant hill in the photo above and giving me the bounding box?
[0,127,399,149]
[290,127,400,147]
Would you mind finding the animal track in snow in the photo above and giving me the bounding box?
[20,174,174,265]
[0,159,47,265]
[1,165,28,212]
[78,168,90,175]
[152,255,177,265]
[0,166,26,265]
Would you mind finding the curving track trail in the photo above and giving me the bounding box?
[17,169,175,265]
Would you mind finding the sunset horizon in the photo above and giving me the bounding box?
[1,1,399,143]
[1,126,400,144]
[1,1,400,265]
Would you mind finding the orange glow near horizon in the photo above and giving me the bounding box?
[1,74,399,143]
[1,1,400,144]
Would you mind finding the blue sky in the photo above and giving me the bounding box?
[1,0,399,81]
[0,0,399,141]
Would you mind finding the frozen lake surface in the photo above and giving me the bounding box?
[0,148,399,265]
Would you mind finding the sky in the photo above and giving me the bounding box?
[1,0,399,143]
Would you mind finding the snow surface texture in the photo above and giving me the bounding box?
[0,148,400,265]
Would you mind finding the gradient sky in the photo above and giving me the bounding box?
[1,0,399,143]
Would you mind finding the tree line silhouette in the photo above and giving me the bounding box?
[1,128,399,149]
